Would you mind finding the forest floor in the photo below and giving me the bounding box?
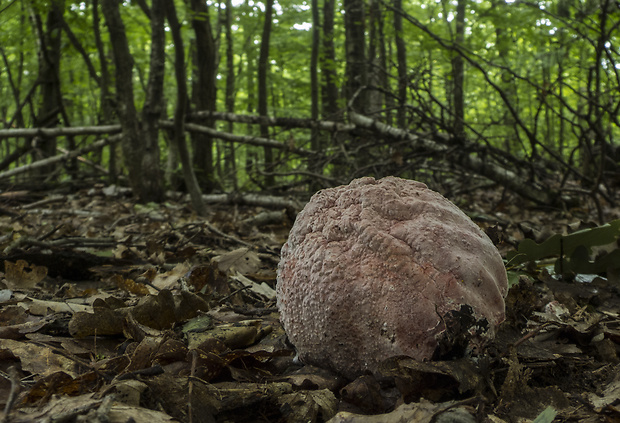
[0,181,619,423]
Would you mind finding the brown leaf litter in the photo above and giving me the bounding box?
[0,184,618,422]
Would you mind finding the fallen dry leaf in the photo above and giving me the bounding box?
[0,339,79,378]
[0,186,618,423]
[213,247,261,275]
[4,260,47,289]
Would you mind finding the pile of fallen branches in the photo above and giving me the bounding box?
[0,110,616,212]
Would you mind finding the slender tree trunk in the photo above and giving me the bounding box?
[258,0,274,187]
[224,0,238,190]
[245,32,257,180]
[557,36,566,156]
[30,0,64,179]
[101,0,162,202]
[393,0,407,128]
[190,0,217,192]
[93,0,116,182]
[308,0,322,191]
[165,0,207,216]
[451,0,466,137]
[377,2,392,126]
[591,0,610,176]
[0,46,26,129]
[495,14,517,153]
[367,0,383,116]
[141,0,165,195]
[343,0,366,114]
[310,0,320,136]
[321,0,339,120]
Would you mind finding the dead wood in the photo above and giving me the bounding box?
[202,192,303,210]
[349,112,561,205]
[0,125,122,138]
[0,135,122,181]
[163,120,318,157]
[192,110,355,132]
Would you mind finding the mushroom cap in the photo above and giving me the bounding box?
[276,176,508,379]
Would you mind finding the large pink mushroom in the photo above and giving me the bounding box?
[276,176,508,379]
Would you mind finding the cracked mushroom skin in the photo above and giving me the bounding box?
[276,176,509,379]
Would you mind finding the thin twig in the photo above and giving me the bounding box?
[2,366,21,422]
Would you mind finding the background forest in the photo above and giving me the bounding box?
[0,0,619,215]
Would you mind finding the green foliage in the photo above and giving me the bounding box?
[532,406,557,423]
[0,0,619,189]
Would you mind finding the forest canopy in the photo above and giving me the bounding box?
[0,0,619,213]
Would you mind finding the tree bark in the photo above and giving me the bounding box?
[308,0,322,189]
[165,0,207,216]
[343,0,367,114]
[321,0,339,120]
[451,0,466,138]
[93,0,116,182]
[310,0,320,133]
[190,0,217,192]
[393,0,407,128]
[367,0,385,116]
[93,0,113,126]
[29,0,64,179]
[224,0,238,190]
[141,0,165,197]
[101,0,162,202]
[377,1,392,126]
[258,0,275,187]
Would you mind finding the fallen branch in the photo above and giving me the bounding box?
[1,367,21,421]
[202,192,303,210]
[0,125,122,138]
[0,135,122,181]
[4,236,115,254]
[159,120,317,156]
[191,110,355,132]
[350,112,559,205]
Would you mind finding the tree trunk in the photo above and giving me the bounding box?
[310,0,320,135]
[321,0,339,120]
[93,0,116,183]
[29,0,64,179]
[101,0,162,202]
[165,0,207,216]
[141,0,165,196]
[224,0,238,190]
[258,0,275,187]
[451,0,466,138]
[343,0,366,114]
[393,0,407,128]
[308,0,322,187]
[190,0,217,192]
[366,0,383,116]
[377,1,392,126]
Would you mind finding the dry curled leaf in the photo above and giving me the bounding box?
[4,260,47,289]
[213,247,261,275]
[114,274,151,295]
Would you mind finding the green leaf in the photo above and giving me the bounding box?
[532,406,557,423]
[506,220,620,269]
[556,244,620,275]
